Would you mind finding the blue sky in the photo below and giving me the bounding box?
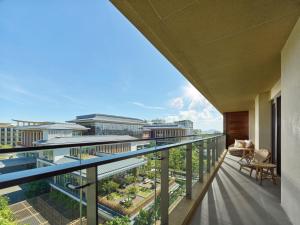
[0,0,222,131]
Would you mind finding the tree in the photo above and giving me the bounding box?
[127,186,138,196]
[23,180,50,198]
[134,209,154,225]
[0,196,17,225]
[101,180,119,195]
[104,216,130,225]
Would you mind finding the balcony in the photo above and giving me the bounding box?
[1,1,300,225]
[0,135,227,225]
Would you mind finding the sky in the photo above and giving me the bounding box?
[0,0,223,131]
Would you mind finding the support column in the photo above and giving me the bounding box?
[198,141,204,182]
[186,144,192,199]
[86,167,98,225]
[206,139,211,173]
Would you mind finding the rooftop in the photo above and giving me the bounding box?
[16,123,89,131]
[54,156,147,180]
[35,135,138,145]
[68,113,146,125]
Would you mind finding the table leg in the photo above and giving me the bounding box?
[260,168,263,185]
[256,167,259,181]
[271,168,276,185]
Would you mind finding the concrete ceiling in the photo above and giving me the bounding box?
[111,0,300,112]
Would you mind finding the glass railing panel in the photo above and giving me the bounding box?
[192,142,200,183]
[97,150,160,225]
[0,174,87,225]
[168,146,186,213]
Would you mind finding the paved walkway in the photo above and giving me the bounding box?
[190,154,292,225]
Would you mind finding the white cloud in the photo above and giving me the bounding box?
[131,101,165,110]
[165,82,223,131]
[169,97,184,109]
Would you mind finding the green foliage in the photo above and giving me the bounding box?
[127,186,138,196]
[100,180,120,195]
[169,147,186,171]
[49,190,82,211]
[122,199,132,208]
[104,216,130,225]
[134,209,155,225]
[124,175,136,185]
[0,196,16,225]
[23,180,50,198]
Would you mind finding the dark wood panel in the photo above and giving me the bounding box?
[224,111,249,147]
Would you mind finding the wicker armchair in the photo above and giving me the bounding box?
[238,149,271,176]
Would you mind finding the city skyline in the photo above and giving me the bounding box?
[0,0,222,131]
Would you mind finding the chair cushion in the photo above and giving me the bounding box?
[244,140,254,148]
[253,149,270,163]
[234,140,245,148]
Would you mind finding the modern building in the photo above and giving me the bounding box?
[17,122,89,147]
[35,135,138,162]
[68,114,146,138]
[143,120,193,139]
[174,120,193,135]
[0,123,19,147]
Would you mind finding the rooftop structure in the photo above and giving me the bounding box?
[69,114,146,125]
[17,123,88,131]
[69,114,146,138]
[35,135,137,145]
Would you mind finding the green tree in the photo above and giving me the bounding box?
[100,180,119,195]
[134,209,154,225]
[104,216,130,225]
[127,186,138,196]
[23,180,50,198]
[0,196,17,225]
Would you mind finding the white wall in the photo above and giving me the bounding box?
[281,17,300,225]
[270,78,281,100]
[254,92,271,150]
[249,107,255,142]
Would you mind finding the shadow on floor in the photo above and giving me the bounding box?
[189,155,292,225]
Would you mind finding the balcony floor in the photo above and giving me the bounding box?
[190,154,292,225]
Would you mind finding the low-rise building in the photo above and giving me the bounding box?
[17,122,88,147]
[0,123,19,147]
[68,114,146,138]
[143,120,193,139]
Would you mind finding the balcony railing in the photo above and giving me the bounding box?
[0,134,226,225]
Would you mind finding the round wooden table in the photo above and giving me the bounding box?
[252,163,277,185]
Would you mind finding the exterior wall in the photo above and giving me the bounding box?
[248,108,255,143]
[20,130,43,147]
[254,92,271,150]
[0,126,19,147]
[281,17,300,225]
[270,78,281,100]
[77,121,144,138]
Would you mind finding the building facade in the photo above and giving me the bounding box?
[143,120,193,139]
[17,123,88,147]
[68,114,146,138]
[0,123,19,147]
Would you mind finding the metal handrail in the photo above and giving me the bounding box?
[0,134,224,189]
[0,134,204,154]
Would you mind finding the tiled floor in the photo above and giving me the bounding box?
[190,154,292,225]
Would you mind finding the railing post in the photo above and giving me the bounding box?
[186,143,192,200]
[211,138,216,167]
[216,137,219,159]
[206,139,211,173]
[161,150,169,225]
[86,166,98,225]
[198,141,204,183]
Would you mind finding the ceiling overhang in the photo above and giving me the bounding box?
[110,0,300,112]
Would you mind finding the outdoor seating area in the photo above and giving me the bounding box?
[228,140,254,157]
